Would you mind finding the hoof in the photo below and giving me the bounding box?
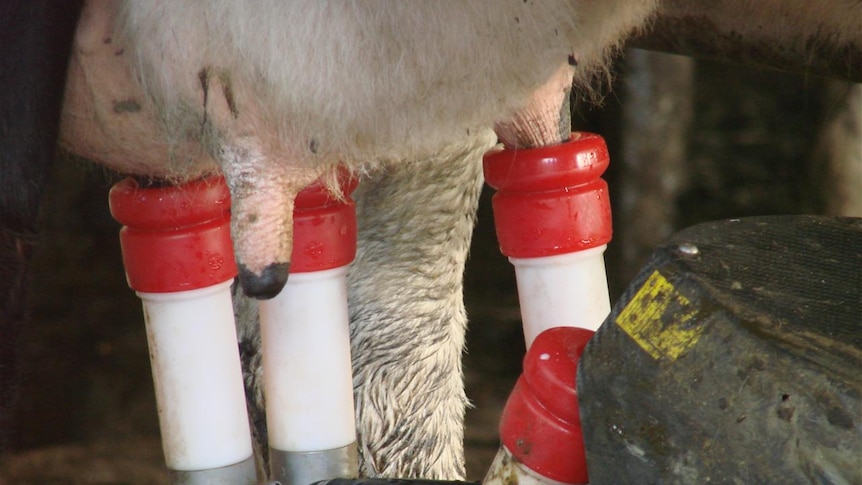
[238,262,290,299]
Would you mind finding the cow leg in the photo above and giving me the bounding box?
[0,0,83,451]
[347,65,574,479]
[347,131,495,479]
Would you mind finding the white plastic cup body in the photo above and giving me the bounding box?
[259,266,357,453]
[484,446,575,485]
[138,279,253,471]
[510,245,611,349]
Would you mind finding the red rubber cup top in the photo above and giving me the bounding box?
[500,326,595,484]
[291,170,359,273]
[109,176,237,293]
[483,133,612,258]
[484,133,610,192]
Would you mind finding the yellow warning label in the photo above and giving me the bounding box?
[616,270,703,361]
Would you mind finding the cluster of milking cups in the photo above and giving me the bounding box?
[110,133,613,485]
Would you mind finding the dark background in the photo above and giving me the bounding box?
[2,50,857,483]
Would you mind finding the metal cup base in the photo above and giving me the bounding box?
[269,442,358,485]
[169,455,258,485]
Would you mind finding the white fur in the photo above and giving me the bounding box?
[346,132,495,478]
[117,0,657,169]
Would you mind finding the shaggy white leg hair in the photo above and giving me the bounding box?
[347,132,495,479]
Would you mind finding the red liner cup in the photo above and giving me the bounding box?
[485,327,594,485]
[258,171,361,484]
[483,132,613,347]
[109,177,255,481]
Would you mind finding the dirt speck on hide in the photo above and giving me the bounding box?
[112,99,141,113]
